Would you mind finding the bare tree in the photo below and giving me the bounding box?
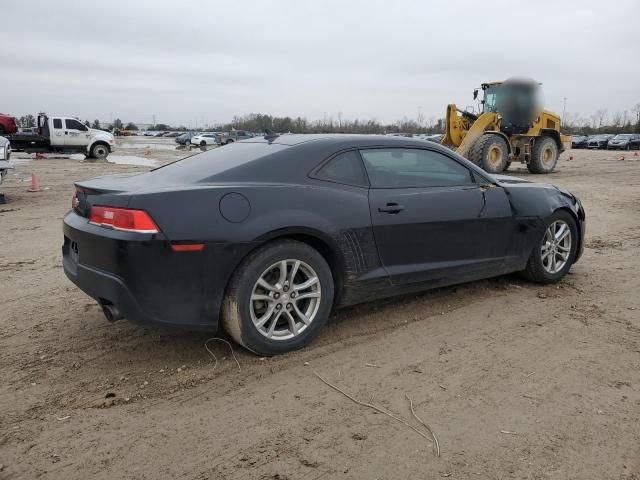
[595,109,608,130]
[632,103,640,123]
[611,111,622,131]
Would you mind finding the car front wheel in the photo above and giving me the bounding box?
[90,143,109,159]
[222,240,334,355]
[521,210,578,283]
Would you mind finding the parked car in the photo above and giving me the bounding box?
[426,134,444,144]
[191,132,221,146]
[606,133,640,150]
[175,132,195,145]
[587,134,614,149]
[63,134,585,355]
[163,132,181,137]
[571,135,590,149]
[153,131,167,137]
[11,127,38,136]
[0,113,18,135]
[216,130,254,145]
[143,131,156,136]
[0,136,11,186]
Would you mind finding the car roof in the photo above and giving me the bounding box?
[242,133,445,148]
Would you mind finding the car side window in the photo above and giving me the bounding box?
[360,148,474,188]
[315,150,368,187]
[65,119,87,131]
[53,118,63,129]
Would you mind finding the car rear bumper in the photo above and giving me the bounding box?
[62,211,253,331]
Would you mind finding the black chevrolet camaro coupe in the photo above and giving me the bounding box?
[63,134,585,355]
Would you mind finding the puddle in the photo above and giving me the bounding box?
[118,142,179,151]
[107,155,158,167]
[8,153,159,167]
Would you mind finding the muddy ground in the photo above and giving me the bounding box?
[1,142,639,480]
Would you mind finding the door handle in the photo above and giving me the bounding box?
[378,203,405,214]
[64,131,68,135]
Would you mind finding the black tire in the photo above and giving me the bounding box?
[520,210,578,284]
[226,139,234,144]
[200,141,206,147]
[222,240,334,356]
[90,143,109,159]
[504,161,512,171]
[468,134,509,173]
[528,136,558,174]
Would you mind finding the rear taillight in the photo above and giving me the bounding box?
[89,205,159,233]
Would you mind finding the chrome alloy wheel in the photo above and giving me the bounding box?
[541,220,572,274]
[250,259,321,340]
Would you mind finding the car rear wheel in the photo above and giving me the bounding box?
[528,136,558,174]
[222,240,334,355]
[521,210,578,284]
[200,141,206,147]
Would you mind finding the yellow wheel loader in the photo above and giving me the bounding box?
[442,78,570,174]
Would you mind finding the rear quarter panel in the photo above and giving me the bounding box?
[128,182,383,304]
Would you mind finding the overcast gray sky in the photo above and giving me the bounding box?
[2,0,639,127]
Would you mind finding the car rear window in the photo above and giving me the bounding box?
[149,142,288,183]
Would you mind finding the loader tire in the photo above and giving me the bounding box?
[469,134,509,174]
[528,136,558,174]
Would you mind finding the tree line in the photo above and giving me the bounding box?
[563,104,640,134]
[14,104,640,135]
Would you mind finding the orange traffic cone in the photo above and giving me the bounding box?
[35,152,45,160]
[28,173,41,192]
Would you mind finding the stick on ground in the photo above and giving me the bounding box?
[313,371,438,454]
[406,394,440,457]
[204,337,241,371]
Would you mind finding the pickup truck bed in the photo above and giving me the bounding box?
[6,134,51,152]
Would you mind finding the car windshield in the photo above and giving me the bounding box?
[149,142,288,183]
[613,134,632,139]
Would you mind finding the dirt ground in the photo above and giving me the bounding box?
[1,142,639,480]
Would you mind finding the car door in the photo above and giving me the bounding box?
[64,119,90,147]
[50,117,65,145]
[362,147,515,285]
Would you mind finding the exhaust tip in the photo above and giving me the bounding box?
[100,300,124,322]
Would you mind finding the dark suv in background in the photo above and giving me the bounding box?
[216,130,254,145]
[607,134,640,150]
[587,134,614,149]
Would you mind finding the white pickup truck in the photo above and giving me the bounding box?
[5,113,115,159]
[0,136,10,184]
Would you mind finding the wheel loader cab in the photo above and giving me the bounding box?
[480,83,500,113]
[481,80,540,135]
